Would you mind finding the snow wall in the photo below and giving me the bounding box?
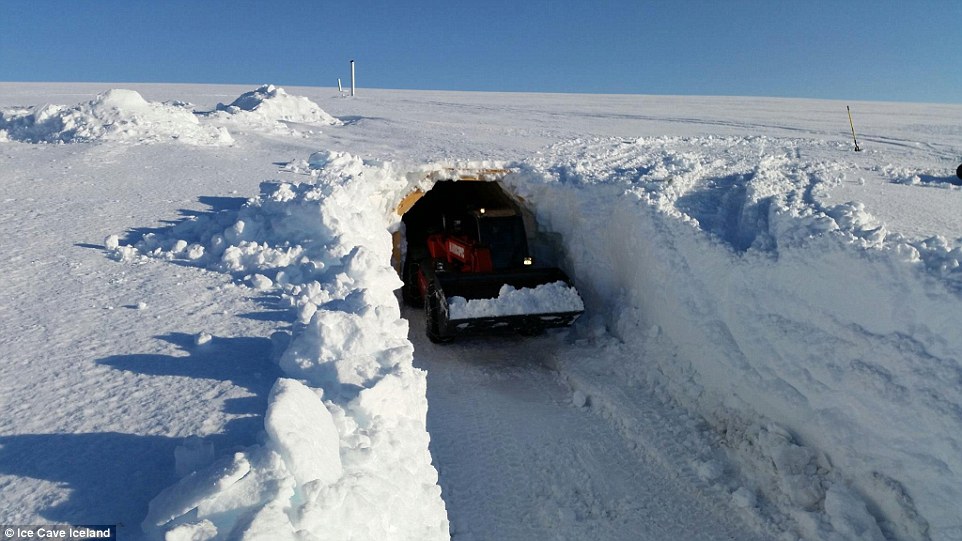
[505,136,962,541]
[121,152,452,540]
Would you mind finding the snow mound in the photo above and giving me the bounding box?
[213,84,342,129]
[124,152,447,540]
[448,280,584,320]
[0,89,233,145]
[506,135,962,540]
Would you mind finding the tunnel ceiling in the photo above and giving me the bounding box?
[401,180,520,247]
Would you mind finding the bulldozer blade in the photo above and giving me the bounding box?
[431,267,584,339]
[447,311,583,336]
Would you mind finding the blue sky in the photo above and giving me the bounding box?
[2,0,960,103]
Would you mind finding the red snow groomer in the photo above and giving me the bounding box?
[400,178,583,343]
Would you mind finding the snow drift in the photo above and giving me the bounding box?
[212,84,342,130]
[0,89,233,145]
[505,135,962,541]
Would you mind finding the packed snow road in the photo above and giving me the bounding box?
[406,309,766,541]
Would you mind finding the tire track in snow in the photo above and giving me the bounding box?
[406,308,766,541]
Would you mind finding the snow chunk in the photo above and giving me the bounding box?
[448,280,584,320]
[308,149,364,174]
[143,447,295,540]
[823,484,887,541]
[164,520,217,541]
[247,273,273,290]
[143,452,251,531]
[280,306,408,390]
[264,378,342,486]
[104,234,120,250]
[194,332,212,346]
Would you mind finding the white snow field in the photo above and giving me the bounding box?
[1,81,961,541]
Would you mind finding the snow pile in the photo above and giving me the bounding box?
[505,135,962,541]
[447,281,584,320]
[0,89,233,145]
[121,151,447,540]
[212,84,342,130]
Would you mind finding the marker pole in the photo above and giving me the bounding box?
[847,106,862,152]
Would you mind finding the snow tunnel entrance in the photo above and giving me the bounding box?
[400,180,525,264]
[391,170,583,342]
[391,170,524,274]
[391,169,569,283]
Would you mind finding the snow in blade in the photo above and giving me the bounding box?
[447,281,584,320]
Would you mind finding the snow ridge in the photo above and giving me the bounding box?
[121,152,448,540]
[506,135,962,541]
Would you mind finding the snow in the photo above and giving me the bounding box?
[174,436,215,478]
[409,333,771,541]
[447,281,584,320]
[263,378,341,487]
[107,145,446,539]
[0,84,343,145]
[504,134,962,540]
[2,81,962,541]
[211,84,342,132]
[0,88,233,145]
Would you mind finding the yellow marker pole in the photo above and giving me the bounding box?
[847,106,862,152]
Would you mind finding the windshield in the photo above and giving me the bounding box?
[477,216,528,270]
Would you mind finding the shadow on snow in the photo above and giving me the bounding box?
[0,193,296,533]
[0,432,179,531]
